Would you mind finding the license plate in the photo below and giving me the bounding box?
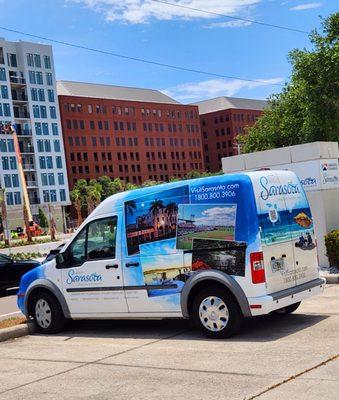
[271,258,285,272]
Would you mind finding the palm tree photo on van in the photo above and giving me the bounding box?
[125,185,189,255]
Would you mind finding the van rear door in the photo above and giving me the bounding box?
[277,171,319,286]
[251,171,297,294]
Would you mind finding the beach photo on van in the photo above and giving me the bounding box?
[191,239,247,277]
[125,185,189,255]
[259,206,315,248]
[139,238,188,297]
[176,204,236,250]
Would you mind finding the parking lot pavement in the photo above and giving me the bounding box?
[0,284,338,400]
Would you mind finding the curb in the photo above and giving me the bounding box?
[0,321,36,343]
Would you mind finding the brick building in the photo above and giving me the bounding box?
[193,97,267,172]
[57,81,204,188]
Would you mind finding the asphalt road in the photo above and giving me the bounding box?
[0,293,23,321]
[0,284,338,400]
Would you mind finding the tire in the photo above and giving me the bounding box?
[273,301,301,315]
[192,286,243,339]
[31,290,66,334]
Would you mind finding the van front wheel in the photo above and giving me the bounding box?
[192,286,243,339]
[31,291,66,334]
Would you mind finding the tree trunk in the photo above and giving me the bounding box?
[76,201,82,227]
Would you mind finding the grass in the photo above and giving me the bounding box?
[0,317,26,330]
[177,228,234,250]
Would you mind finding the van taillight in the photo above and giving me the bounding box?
[250,252,265,284]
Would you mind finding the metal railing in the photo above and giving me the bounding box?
[10,76,26,84]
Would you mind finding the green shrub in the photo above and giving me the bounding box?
[325,230,339,267]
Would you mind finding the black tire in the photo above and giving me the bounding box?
[30,290,66,334]
[273,301,301,315]
[192,286,243,339]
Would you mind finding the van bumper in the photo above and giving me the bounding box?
[247,278,326,316]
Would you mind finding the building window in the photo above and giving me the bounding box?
[40,105,47,118]
[1,85,9,98]
[6,192,14,206]
[41,173,48,186]
[36,72,43,84]
[47,89,55,102]
[35,122,42,135]
[33,105,40,118]
[46,156,53,169]
[50,106,57,119]
[0,67,6,82]
[43,190,50,203]
[58,173,64,185]
[7,53,17,67]
[46,72,53,86]
[52,123,58,135]
[38,89,45,102]
[56,156,62,168]
[33,54,41,68]
[44,55,51,69]
[60,189,66,202]
[27,53,34,67]
[31,88,38,101]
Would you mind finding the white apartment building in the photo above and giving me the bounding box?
[0,38,70,232]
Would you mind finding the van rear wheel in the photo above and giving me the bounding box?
[192,286,243,339]
[31,291,66,334]
[273,301,301,315]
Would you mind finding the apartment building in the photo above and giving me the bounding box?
[57,80,204,187]
[193,97,267,172]
[0,38,69,231]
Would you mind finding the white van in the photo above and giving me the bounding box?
[17,171,325,338]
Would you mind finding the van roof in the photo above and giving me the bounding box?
[88,170,297,220]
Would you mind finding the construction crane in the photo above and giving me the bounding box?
[1,122,35,241]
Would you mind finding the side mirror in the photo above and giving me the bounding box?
[56,252,66,267]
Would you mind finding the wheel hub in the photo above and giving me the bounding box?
[35,299,52,329]
[199,296,229,332]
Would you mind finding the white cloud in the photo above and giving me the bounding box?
[290,2,322,11]
[162,77,284,102]
[205,19,252,28]
[69,0,261,24]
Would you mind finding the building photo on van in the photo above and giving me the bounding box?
[17,170,325,338]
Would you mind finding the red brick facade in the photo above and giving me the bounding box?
[58,96,204,188]
[200,108,263,172]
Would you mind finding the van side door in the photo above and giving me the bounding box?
[60,214,129,316]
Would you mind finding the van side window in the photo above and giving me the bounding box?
[87,217,117,260]
[69,217,118,265]
[70,229,86,265]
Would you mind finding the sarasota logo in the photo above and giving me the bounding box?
[259,176,300,201]
[66,269,103,284]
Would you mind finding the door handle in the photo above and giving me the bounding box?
[126,262,139,268]
[106,264,119,269]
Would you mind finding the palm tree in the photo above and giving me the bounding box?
[126,200,137,216]
[149,200,164,238]
[70,188,83,227]
[86,181,102,214]
[165,202,179,232]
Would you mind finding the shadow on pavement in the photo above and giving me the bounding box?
[41,312,328,342]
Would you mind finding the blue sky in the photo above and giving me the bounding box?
[1,1,336,103]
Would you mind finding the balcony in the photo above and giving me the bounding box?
[9,75,26,85]
[26,181,39,188]
[29,196,40,205]
[14,108,30,119]
[15,123,32,136]
[19,140,34,153]
[11,90,28,102]
[23,163,36,171]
